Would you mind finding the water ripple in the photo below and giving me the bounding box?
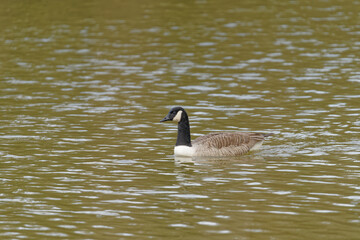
[1,0,360,239]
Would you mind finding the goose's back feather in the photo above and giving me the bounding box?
[192,132,268,157]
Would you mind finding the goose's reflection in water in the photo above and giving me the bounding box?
[174,154,266,165]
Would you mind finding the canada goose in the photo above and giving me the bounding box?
[160,107,273,157]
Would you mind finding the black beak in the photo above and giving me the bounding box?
[160,114,171,122]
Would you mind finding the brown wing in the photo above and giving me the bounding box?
[192,132,266,157]
[193,132,265,148]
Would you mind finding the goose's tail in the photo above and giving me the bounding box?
[261,133,274,137]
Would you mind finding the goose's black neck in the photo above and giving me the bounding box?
[176,111,192,147]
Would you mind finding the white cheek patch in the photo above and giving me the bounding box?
[173,110,182,122]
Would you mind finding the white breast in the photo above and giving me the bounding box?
[174,146,195,157]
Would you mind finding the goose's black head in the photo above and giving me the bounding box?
[160,106,191,146]
[160,107,186,123]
